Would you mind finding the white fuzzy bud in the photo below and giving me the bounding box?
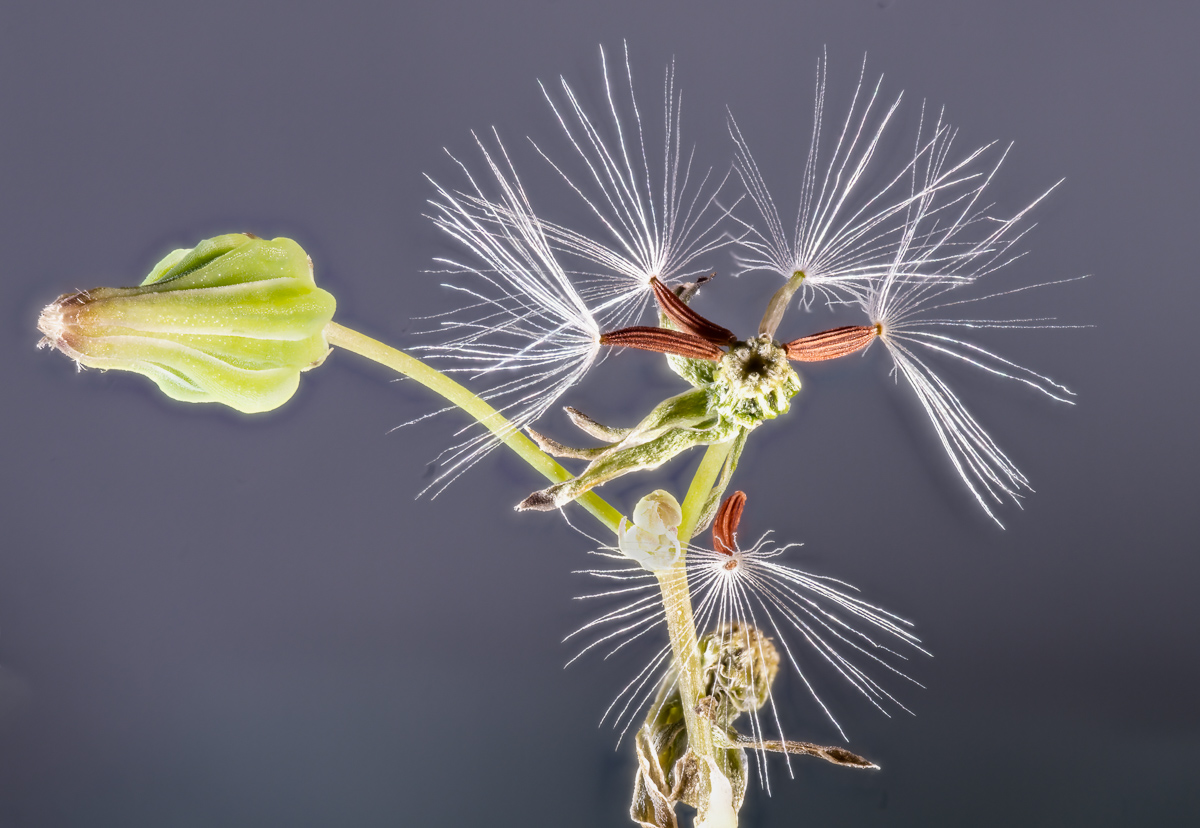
[631,489,683,535]
[619,490,683,571]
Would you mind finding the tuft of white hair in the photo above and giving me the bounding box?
[420,131,602,492]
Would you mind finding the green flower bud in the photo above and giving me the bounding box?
[37,234,336,413]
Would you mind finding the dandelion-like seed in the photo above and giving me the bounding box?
[856,107,1080,525]
[688,494,924,750]
[731,52,994,337]
[421,132,602,488]
[731,53,909,314]
[533,42,736,329]
[30,37,1085,828]
[418,45,740,492]
[572,491,924,789]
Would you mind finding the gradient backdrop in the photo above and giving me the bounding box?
[2,2,1196,826]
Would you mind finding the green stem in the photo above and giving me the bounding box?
[758,269,805,338]
[327,319,732,814]
[323,320,623,533]
[654,439,736,801]
[679,440,735,542]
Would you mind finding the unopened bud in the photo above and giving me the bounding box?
[632,489,684,536]
[37,234,336,413]
[618,490,683,571]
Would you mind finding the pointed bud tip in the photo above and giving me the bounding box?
[35,299,67,350]
[823,748,880,769]
[516,490,559,511]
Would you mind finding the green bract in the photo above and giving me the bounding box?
[519,334,800,515]
[38,234,336,413]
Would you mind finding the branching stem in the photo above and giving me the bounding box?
[326,318,730,816]
[323,321,623,533]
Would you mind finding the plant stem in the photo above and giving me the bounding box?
[323,321,624,533]
[327,318,729,814]
[758,269,805,338]
[679,440,735,542]
[654,440,736,796]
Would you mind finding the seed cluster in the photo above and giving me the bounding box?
[711,336,802,429]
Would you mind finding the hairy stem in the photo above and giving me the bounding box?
[654,439,737,813]
[323,321,623,533]
[327,319,733,816]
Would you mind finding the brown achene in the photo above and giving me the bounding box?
[783,325,878,362]
[650,277,736,344]
[599,327,725,361]
[713,490,747,558]
[599,279,877,365]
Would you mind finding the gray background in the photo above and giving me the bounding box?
[1,1,1196,825]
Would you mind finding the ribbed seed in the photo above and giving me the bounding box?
[784,325,877,362]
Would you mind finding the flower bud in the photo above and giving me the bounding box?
[37,234,336,413]
[632,489,684,536]
[618,489,683,571]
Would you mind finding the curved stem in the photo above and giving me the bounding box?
[323,320,623,533]
[327,318,733,816]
